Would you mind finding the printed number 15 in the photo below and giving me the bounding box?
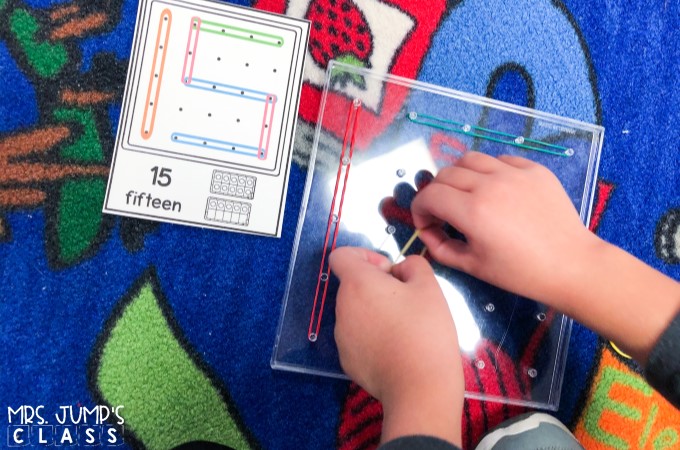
[151,166,172,186]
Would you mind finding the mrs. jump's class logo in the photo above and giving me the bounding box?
[6,405,125,447]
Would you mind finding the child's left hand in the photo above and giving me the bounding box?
[330,247,464,446]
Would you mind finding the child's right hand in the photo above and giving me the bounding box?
[411,151,599,304]
[412,152,680,364]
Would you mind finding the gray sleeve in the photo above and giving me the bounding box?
[644,310,680,409]
[380,436,461,450]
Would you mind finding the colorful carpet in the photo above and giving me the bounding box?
[1,0,679,449]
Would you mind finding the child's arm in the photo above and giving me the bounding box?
[411,152,680,368]
[329,247,464,448]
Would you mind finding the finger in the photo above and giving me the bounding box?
[330,247,392,281]
[435,165,484,192]
[411,182,471,232]
[455,151,504,174]
[391,255,435,283]
[497,154,535,169]
[418,227,473,272]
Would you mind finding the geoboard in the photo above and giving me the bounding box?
[103,0,309,236]
[272,62,604,409]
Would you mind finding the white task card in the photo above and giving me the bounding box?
[104,0,310,237]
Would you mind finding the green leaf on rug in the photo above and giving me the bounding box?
[57,178,105,264]
[10,9,67,78]
[94,276,253,450]
[53,108,104,162]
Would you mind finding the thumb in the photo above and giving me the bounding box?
[419,227,473,272]
[391,255,435,283]
[330,247,392,281]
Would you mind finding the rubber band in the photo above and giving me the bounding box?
[407,111,574,157]
[394,229,421,264]
[610,341,632,359]
[307,99,361,342]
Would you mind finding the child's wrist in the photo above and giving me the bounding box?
[539,230,608,310]
[380,376,463,446]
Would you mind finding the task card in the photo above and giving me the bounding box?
[104,0,309,237]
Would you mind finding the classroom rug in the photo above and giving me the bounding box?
[0,0,678,449]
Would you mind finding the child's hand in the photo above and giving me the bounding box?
[330,247,464,446]
[411,152,598,304]
[412,152,680,365]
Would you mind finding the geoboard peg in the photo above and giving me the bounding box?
[536,312,546,321]
[485,303,495,312]
[565,148,574,156]
[475,359,486,369]
[408,111,418,120]
[527,368,538,378]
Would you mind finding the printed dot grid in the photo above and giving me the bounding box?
[205,197,251,226]
[210,170,256,199]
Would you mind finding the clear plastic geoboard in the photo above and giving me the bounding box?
[272,62,603,409]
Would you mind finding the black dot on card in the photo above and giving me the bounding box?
[174,136,177,139]
[250,35,253,38]
[217,57,221,61]
[277,41,281,44]
[203,141,207,145]
[145,130,148,134]
[212,85,216,89]
[265,124,268,128]
[208,113,212,117]
[273,68,277,73]
[164,16,168,21]
[179,107,183,111]
[154,74,158,78]
[245,62,249,67]
[222,29,225,32]
[189,51,192,55]
[159,45,163,49]
[149,102,153,106]
[241,91,244,95]
[232,146,236,150]
[237,118,240,122]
